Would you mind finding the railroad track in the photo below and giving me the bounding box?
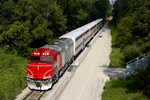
[23,91,46,100]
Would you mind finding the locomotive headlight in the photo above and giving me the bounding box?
[42,53,49,55]
[34,53,40,55]
[28,73,30,76]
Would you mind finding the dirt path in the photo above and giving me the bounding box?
[59,23,112,100]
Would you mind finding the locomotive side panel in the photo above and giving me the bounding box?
[58,39,74,67]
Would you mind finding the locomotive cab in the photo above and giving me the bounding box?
[30,52,54,64]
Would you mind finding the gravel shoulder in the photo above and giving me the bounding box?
[59,22,112,100]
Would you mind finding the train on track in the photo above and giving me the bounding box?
[27,19,104,90]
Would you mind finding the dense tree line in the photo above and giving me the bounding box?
[0,0,111,56]
[111,0,150,62]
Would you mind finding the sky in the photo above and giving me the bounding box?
[109,0,116,4]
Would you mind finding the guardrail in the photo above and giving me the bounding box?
[126,51,150,75]
[126,51,150,65]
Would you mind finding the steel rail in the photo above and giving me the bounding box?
[23,91,46,100]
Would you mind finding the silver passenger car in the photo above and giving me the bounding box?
[60,19,103,56]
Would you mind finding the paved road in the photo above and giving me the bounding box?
[59,23,112,100]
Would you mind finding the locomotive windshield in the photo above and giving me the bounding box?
[41,56,53,63]
[30,56,53,63]
[31,56,40,61]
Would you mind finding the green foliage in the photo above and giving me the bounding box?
[64,0,88,30]
[57,0,111,30]
[94,0,111,19]
[110,0,150,65]
[109,25,119,46]
[0,21,31,56]
[102,75,149,100]
[117,16,133,48]
[0,49,28,100]
[0,0,69,56]
[134,67,150,97]
[110,48,125,68]
[112,0,129,24]
[14,0,65,46]
[116,4,150,49]
[113,0,150,49]
[122,44,140,62]
[109,25,125,68]
[0,0,16,29]
[0,0,111,56]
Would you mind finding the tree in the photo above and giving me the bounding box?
[0,0,68,55]
[0,0,112,56]
[112,0,150,62]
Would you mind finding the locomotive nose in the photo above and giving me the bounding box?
[27,63,52,79]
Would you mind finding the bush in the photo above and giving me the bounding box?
[0,49,28,100]
[134,67,150,97]
[122,44,140,62]
[117,16,133,48]
[102,76,149,100]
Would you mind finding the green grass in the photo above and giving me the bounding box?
[110,48,125,68]
[102,76,149,100]
[109,25,125,68]
[0,49,28,100]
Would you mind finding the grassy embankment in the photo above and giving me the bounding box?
[102,25,150,100]
[0,49,28,100]
[102,75,149,100]
[109,25,125,68]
